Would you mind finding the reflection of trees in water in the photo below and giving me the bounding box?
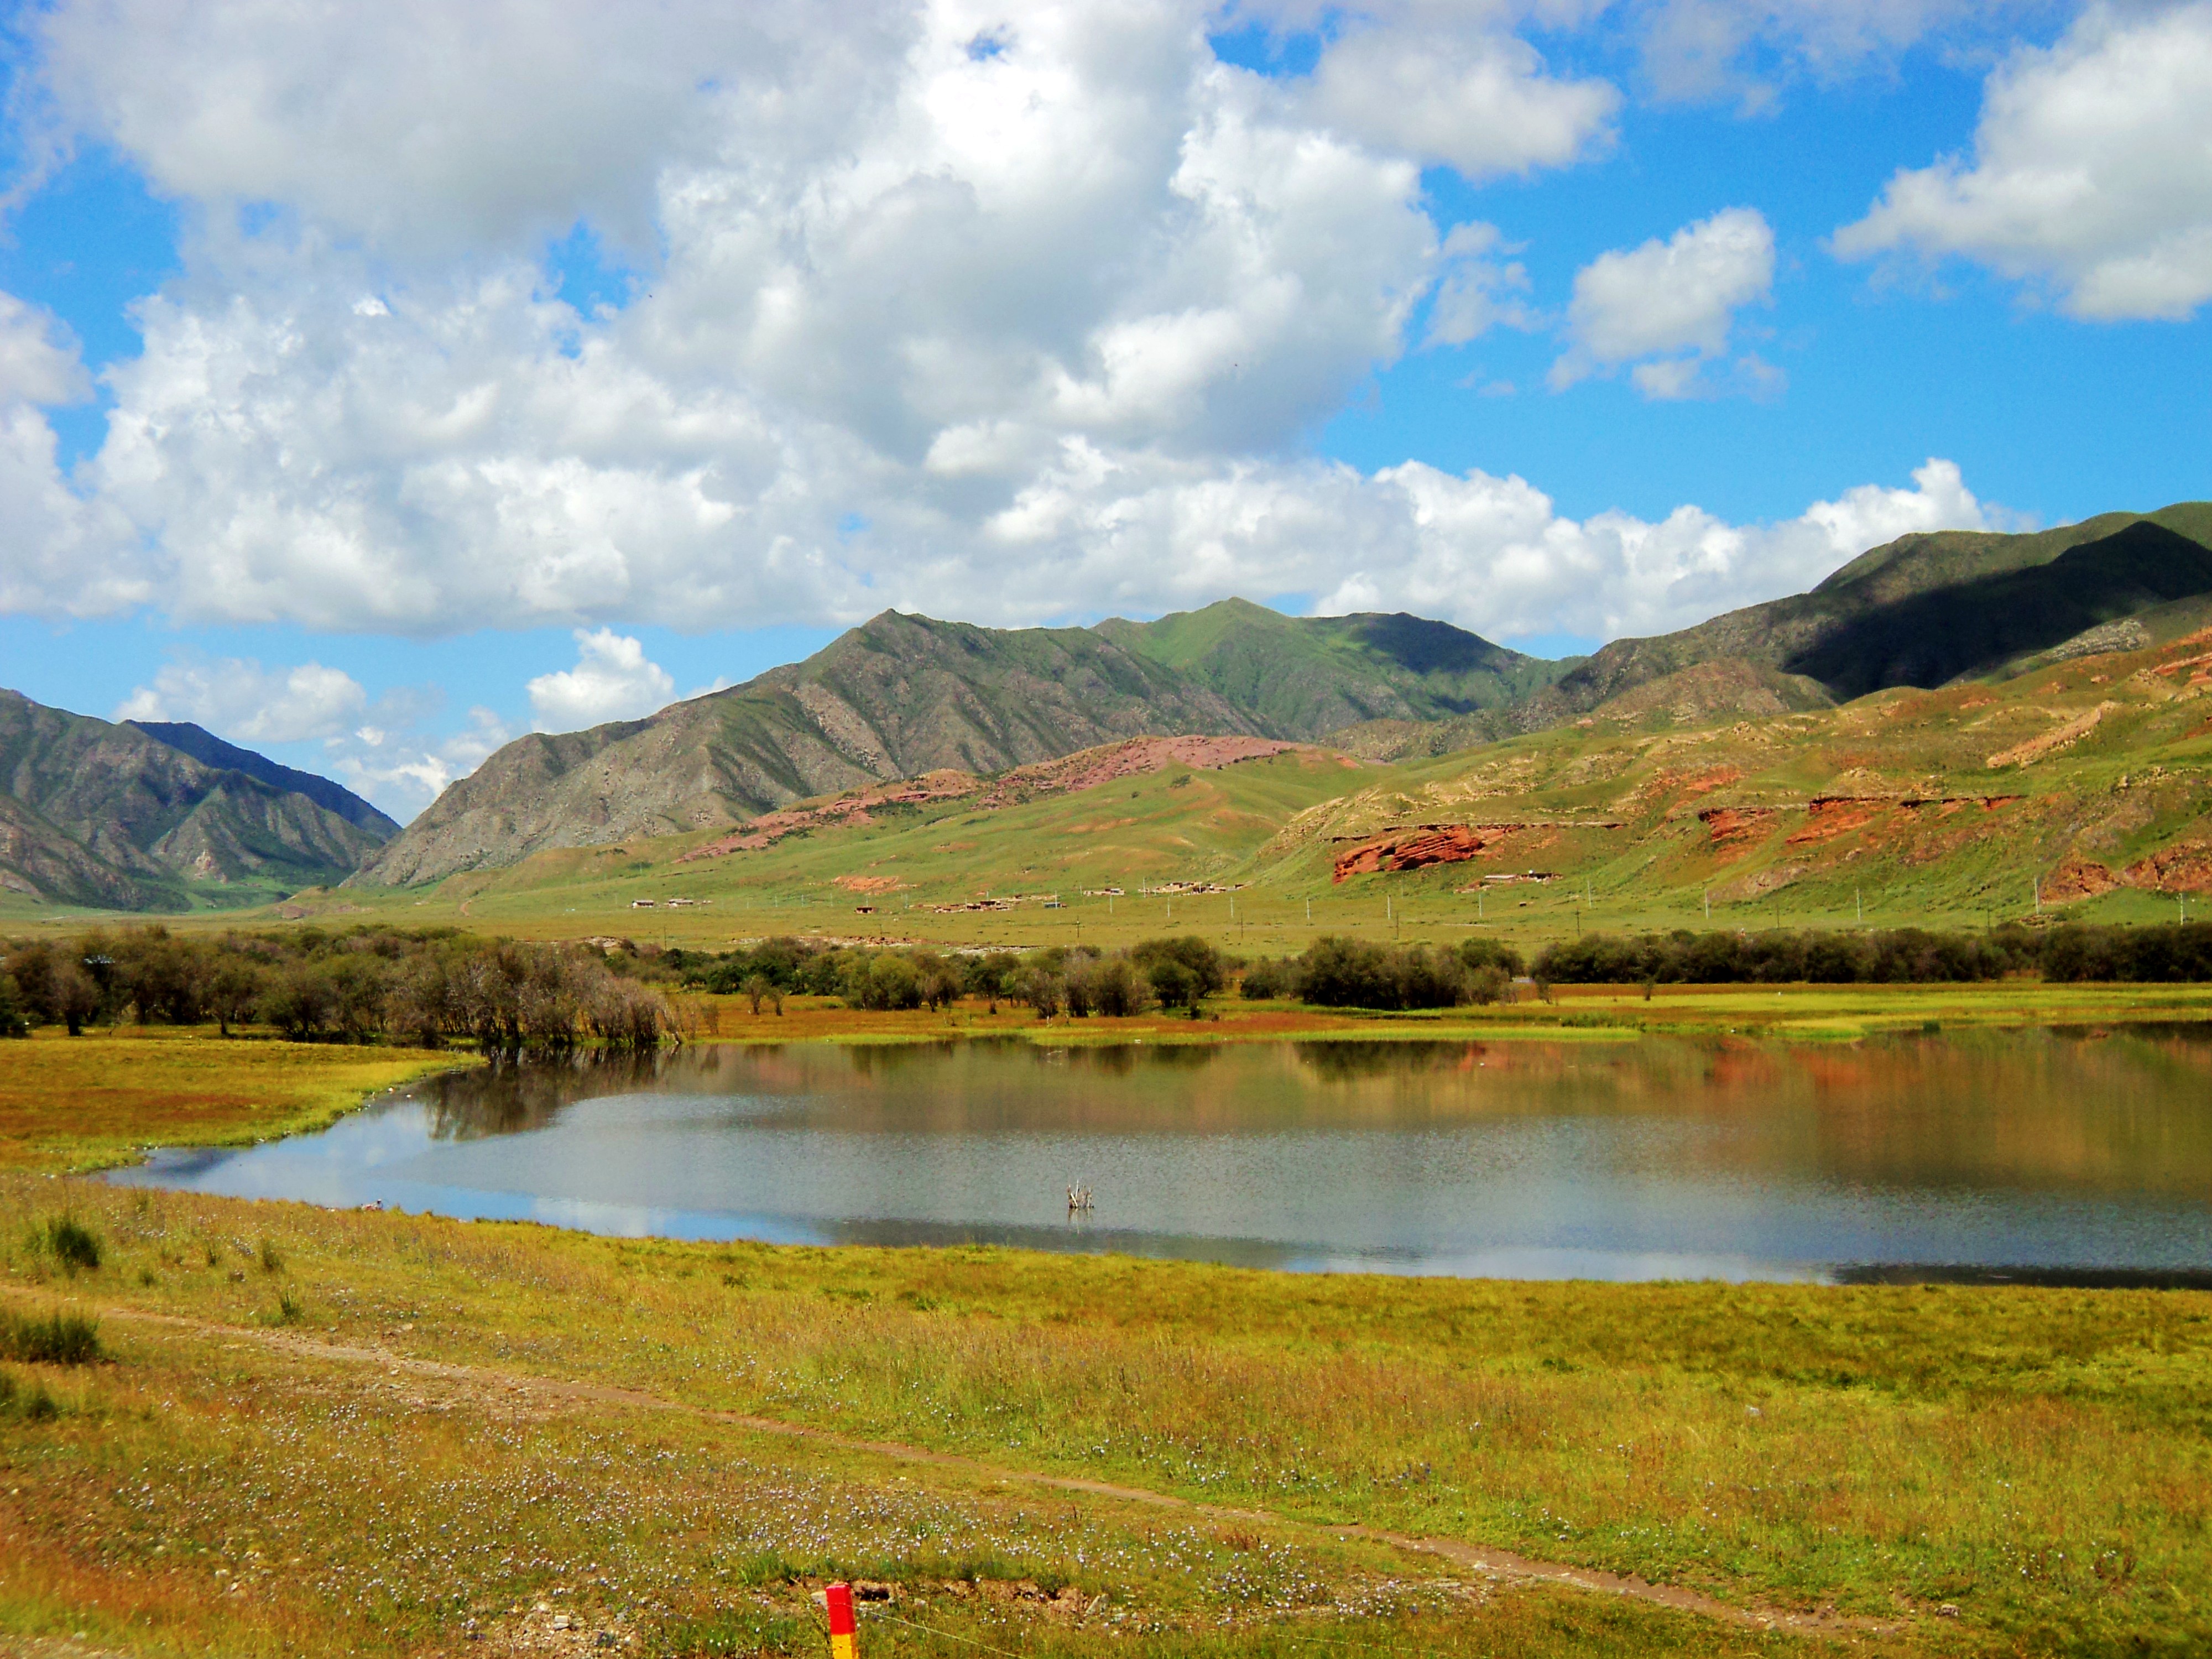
[424,1050,684,1140]
[1032,1044,1224,1078]
[1295,1041,1465,1082]
[842,1041,962,1077]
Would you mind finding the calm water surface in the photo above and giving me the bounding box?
[110,1032,2212,1282]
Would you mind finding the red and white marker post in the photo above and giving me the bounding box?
[825,1581,858,1659]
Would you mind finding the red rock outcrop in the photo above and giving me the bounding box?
[2041,855,2119,901]
[2123,839,2212,894]
[1332,825,1497,882]
[1698,806,1781,849]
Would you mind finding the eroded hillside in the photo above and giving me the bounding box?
[1271,631,2212,916]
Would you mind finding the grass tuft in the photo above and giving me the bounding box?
[0,1307,102,1365]
[0,1367,61,1420]
[43,1214,101,1271]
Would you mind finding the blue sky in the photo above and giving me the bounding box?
[0,1,2206,817]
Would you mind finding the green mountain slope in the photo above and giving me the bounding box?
[1787,521,2212,696]
[1096,597,1573,739]
[342,505,2212,898]
[1527,502,2212,722]
[377,737,1368,931]
[129,721,398,836]
[355,611,1267,887]
[0,690,393,910]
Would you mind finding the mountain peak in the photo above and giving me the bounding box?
[0,693,395,910]
[127,721,398,836]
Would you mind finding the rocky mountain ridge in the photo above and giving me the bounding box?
[354,612,1270,886]
[0,691,394,910]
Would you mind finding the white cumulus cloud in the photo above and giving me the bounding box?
[1305,21,1619,179]
[528,629,679,732]
[115,655,371,744]
[22,0,831,260]
[1425,221,1540,346]
[1312,456,1995,641]
[0,1,2020,661]
[1551,206,1776,396]
[1834,3,2212,321]
[0,291,139,617]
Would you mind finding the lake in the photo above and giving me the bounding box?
[109,1031,2212,1283]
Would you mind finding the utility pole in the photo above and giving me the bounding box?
[1856,887,1862,925]
[1703,890,1709,924]
[1306,898,1312,925]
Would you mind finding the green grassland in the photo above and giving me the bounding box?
[4,1169,2208,1658]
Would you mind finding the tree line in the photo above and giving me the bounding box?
[1240,937,1526,1010]
[667,935,1232,1018]
[8,916,2201,1041]
[671,920,2211,1020]
[1531,922,2212,986]
[0,925,674,1048]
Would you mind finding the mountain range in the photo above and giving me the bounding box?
[354,499,2212,889]
[8,498,2209,911]
[0,695,395,910]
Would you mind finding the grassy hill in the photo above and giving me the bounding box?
[1254,627,2212,940]
[356,610,1266,887]
[327,739,1369,951]
[1786,519,2212,695]
[1095,597,1574,739]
